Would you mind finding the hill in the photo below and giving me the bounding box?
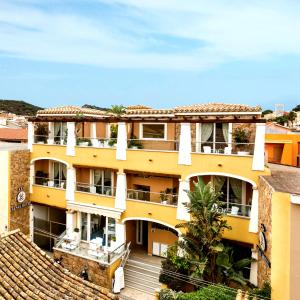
[0,100,42,116]
[82,104,109,111]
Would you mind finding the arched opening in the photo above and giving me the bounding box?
[123,218,179,258]
[189,173,255,217]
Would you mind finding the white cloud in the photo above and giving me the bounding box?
[0,0,300,70]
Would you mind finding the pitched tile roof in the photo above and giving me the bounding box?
[126,105,152,110]
[0,230,118,300]
[125,108,174,115]
[174,103,261,113]
[0,128,28,141]
[37,106,107,116]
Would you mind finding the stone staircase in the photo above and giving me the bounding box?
[123,257,162,296]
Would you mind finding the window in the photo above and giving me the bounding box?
[52,162,66,188]
[54,122,67,144]
[81,212,88,241]
[141,123,166,140]
[93,169,114,195]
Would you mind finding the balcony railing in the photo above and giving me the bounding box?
[127,139,179,152]
[33,135,67,145]
[76,182,116,196]
[55,233,126,265]
[214,201,251,218]
[191,141,255,155]
[76,137,117,148]
[127,189,178,206]
[34,176,66,189]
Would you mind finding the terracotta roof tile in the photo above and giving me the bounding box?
[126,105,152,110]
[174,103,261,113]
[37,106,106,116]
[125,108,174,115]
[0,230,118,300]
[0,128,27,141]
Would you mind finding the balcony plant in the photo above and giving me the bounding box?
[35,124,49,143]
[128,134,143,149]
[35,170,48,185]
[108,124,118,147]
[77,137,92,146]
[232,127,250,155]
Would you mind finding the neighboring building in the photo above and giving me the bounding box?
[0,128,28,143]
[265,125,300,167]
[0,230,117,300]
[26,103,268,292]
[258,164,300,300]
[0,143,30,235]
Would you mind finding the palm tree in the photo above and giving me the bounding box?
[107,105,126,116]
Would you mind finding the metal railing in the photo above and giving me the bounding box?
[76,137,117,148]
[213,201,252,217]
[33,135,67,145]
[76,182,116,196]
[127,139,179,151]
[34,176,66,189]
[127,189,178,206]
[191,141,255,155]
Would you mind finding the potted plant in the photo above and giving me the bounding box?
[108,124,117,147]
[233,127,250,155]
[77,137,91,147]
[35,170,48,185]
[128,134,143,149]
[35,124,49,144]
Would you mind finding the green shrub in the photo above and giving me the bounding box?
[252,282,271,299]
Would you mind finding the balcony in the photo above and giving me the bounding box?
[54,231,127,265]
[31,185,67,208]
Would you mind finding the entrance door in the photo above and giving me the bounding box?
[136,220,148,249]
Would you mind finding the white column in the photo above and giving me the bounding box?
[176,179,190,221]
[249,249,258,286]
[66,122,76,156]
[228,123,233,153]
[178,123,192,165]
[29,163,35,194]
[47,122,54,144]
[66,210,75,236]
[90,122,99,147]
[28,121,34,152]
[116,122,127,161]
[249,188,259,233]
[115,222,126,247]
[252,123,266,171]
[66,167,76,201]
[115,172,126,210]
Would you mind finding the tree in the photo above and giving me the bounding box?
[176,178,231,282]
[292,104,300,112]
[107,105,126,116]
[287,111,297,127]
[262,109,273,116]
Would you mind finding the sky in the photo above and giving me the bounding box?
[1,0,300,110]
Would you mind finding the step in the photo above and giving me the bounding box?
[126,259,162,273]
[124,272,160,289]
[125,264,161,278]
[125,278,158,295]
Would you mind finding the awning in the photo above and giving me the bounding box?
[67,201,124,219]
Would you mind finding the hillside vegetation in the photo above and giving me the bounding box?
[0,99,43,116]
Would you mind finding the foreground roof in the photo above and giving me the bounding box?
[0,230,118,300]
[0,128,27,141]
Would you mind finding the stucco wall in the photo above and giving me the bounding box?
[0,151,9,233]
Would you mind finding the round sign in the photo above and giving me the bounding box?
[16,190,26,203]
[259,231,267,252]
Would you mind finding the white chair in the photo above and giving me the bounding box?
[231,206,239,215]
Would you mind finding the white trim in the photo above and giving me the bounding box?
[30,157,70,168]
[291,195,300,205]
[139,122,167,140]
[185,172,257,188]
[121,217,181,235]
[67,201,123,219]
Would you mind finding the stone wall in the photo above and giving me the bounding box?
[257,176,273,287]
[9,150,30,235]
[53,249,112,288]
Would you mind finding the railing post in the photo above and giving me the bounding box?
[116,122,127,160]
[115,172,126,210]
[249,187,259,233]
[176,179,190,221]
[252,123,265,171]
[66,167,76,201]
[28,121,34,152]
[66,122,76,156]
[178,123,192,165]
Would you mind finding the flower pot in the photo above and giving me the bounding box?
[79,142,89,147]
[203,146,211,154]
[237,151,250,156]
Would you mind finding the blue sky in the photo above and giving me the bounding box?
[1,0,300,110]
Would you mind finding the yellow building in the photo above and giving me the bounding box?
[27,103,269,290]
